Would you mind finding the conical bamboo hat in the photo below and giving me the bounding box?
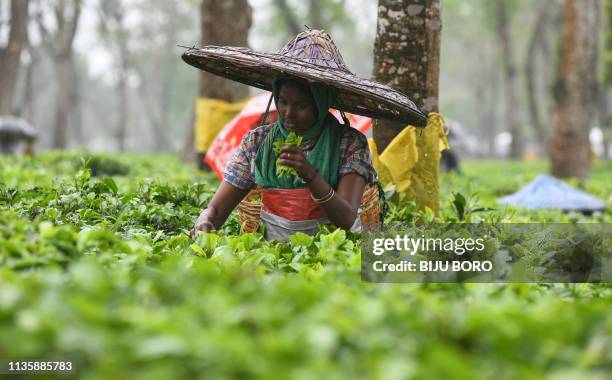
[182,29,427,126]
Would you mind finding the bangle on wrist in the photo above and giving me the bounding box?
[311,185,335,204]
[316,189,335,204]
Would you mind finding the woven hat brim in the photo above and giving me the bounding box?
[182,46,428,127]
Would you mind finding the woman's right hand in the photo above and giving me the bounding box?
[191,209,216,236]
[189,182,250,238]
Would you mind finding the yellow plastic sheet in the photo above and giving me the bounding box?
[367,139,392,190]
[194,98,248,152]
[436,113,450,152]
[368,112,448,213]
[374,127,419,193]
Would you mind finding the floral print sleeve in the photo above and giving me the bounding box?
[338,127,377,184]
[222,124,272,190]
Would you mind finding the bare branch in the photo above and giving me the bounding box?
[35,6,54,56]
[47,0,82,55]
[54,0,65,40]
[66,0,82,48]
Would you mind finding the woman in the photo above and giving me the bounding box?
[192,77,376,241]
[183,29,427,240]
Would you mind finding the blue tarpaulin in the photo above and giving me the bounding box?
[498,174,607,211]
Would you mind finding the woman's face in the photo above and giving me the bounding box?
[277,81,318,134]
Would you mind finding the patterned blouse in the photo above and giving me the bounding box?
[223,123,377,190]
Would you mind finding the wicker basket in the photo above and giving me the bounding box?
[238,185,381,233]
[237,187,263,233]
[359,184,381,230]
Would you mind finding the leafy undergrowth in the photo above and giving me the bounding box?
[0,152,611,380]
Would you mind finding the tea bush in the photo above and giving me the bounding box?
[0,152,610,379]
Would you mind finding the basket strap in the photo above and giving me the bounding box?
[260,94,274,127]
[339,110,351,127]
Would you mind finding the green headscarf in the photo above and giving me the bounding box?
[254,77,345,189]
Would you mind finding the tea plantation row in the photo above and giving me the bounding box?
[0,152,610,379]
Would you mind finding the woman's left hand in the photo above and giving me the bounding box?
[278,145,317,182]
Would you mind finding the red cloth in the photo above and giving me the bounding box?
[262,188,326,221]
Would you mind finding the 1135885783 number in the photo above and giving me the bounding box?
[0,360,74,374]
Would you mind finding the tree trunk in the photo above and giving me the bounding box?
[70,55,83,146]
[155,58,177,151]
[199,0,251,101]
[195,0,252,166]
[115,27,130,151]
[0,0,29,115]
[603,128,611,159]
[52,55,73,149]
[18,39,45,123]
[12,39,33,119]
[599,85,610,159]
[549,0,601,178]
[39,0,82,149]
[373,0,441,150]
[372,0,442,212]
[495,0,523,159]
[23,46,37,121]
[601,0,612,159]
[181,107,196,162]
[98,1,131,151]
[116,68,128,151]
[476,47,498,157]
[524,1,548,147]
